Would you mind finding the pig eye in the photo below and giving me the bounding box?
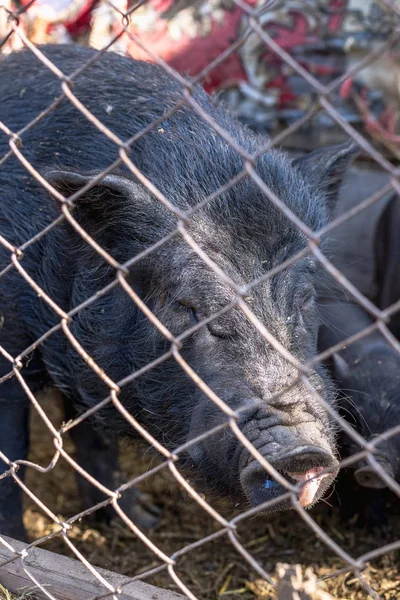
[177,300,199,324]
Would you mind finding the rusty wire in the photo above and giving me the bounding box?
[0,1,399,599]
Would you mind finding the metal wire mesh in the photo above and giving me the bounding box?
[0,1,399,599]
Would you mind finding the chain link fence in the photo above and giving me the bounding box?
[0,1,399,599]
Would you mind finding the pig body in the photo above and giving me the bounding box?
[318,190,400,527]
[375,192,400,337]
[319,298,400,484]
[318,298,400,528]
[0,45,356,539]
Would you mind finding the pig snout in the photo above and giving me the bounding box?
[241,445,339,510]
[354,455,396,489]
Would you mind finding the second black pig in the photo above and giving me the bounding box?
[319,298,400,487]
[318,191,400,526]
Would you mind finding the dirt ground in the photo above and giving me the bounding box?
[18,389,399,600]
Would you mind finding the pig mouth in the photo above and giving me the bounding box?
[240,445,339,511]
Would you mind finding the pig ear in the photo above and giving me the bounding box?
[292,141,359,212]
[333,352,351,381]
[43,169,159,250]
[44,170,145,207]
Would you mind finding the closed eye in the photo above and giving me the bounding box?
[177,300,232,339]
[177,300,199,326]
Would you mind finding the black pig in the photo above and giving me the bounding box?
[0,45,357,540]
[375,192,400,337]
[318,193,400,527]
[318,298,400,487]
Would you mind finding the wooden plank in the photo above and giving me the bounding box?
[0,535,184,600]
